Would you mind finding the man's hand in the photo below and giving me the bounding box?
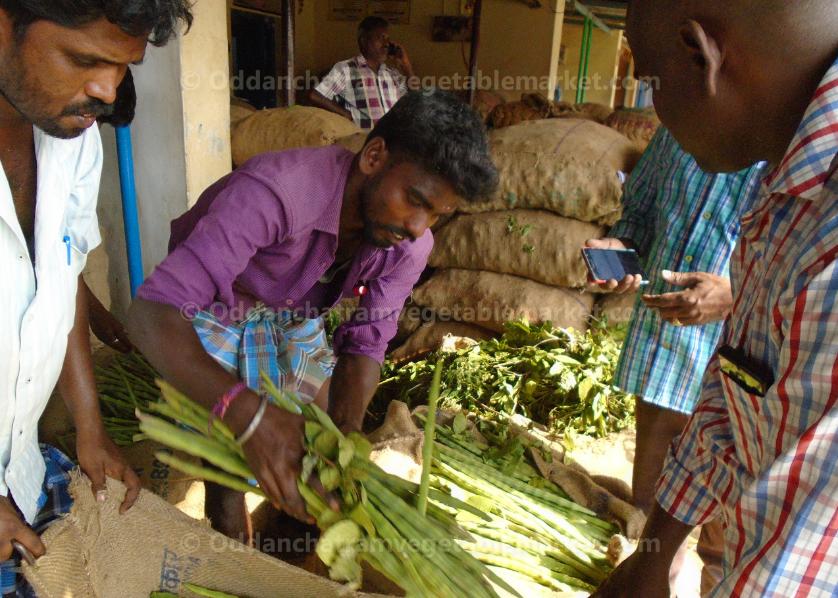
[226,392,332,524]
[76,427,141,514]
[83,281,133,353]
[88,298,133,353]
[584,238,643,293]
[591,551,670,598]
[328,354,381,434]
[389,42,414,78]
[642,270,733,326]
[0,496,44,562]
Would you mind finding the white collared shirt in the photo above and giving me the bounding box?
[0,124,102,523]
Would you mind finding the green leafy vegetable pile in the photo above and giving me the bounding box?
[377,321,634,439]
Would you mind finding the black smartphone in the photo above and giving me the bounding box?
[581,248,649,285]
[388,42,399,56]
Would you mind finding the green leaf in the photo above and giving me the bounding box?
[338,437,355,468]
[349,503,376,537]
[347,432,372,461]
[304,421,323,443]
[313,431,339,460]
[319,466,341,492]
[554,354,583,366]
[317,508,344,530]
[578,377,596,402]
[300,454,318,483]
[452,411,468,434]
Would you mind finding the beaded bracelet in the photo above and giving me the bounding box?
[208,381,248,432]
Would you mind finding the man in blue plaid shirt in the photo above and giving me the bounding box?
[587,126,765,594]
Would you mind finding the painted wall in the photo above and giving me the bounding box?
[308,0,564,102]
[181,0,233,207]
[558,22,623,107]
[90,0,232,318]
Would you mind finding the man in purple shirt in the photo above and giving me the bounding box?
[127,90,497,540]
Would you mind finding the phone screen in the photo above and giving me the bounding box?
[582,248,649,284]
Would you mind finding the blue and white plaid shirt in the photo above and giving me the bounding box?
[609,127,765,414]
[657,56,838,597]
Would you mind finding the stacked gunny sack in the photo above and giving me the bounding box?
[391,115,655,360]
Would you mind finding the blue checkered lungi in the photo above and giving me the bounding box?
[1,445,74,597]
[192,305,336,403]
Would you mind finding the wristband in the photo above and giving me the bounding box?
[208,382,248,432]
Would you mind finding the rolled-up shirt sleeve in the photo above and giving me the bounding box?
[137,173,290,311]
[332,231,433,364]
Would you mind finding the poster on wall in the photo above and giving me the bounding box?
[369,0,411,24]
[329,0,367,21]
[233,0,283,16]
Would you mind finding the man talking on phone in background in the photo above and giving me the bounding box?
[308,16,416,129]
[586,126,764,594]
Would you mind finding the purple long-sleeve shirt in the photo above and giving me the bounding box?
[137,146,433,364]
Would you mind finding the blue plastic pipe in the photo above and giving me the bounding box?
[115,125,144,298]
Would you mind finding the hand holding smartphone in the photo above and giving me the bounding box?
[582,247,649,292]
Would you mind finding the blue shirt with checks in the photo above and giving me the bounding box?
[609,127,766,414]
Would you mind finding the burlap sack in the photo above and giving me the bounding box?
[429,210,605,288]
[24,475,382,598]
[230,102,257,129]
[571,102,614,124]
[605,107,661,153]
[232,106,360,166]
[473,90,506,123]
[388,299,424,350]
[335,132,368,154]
[594,293,639,327]
[461,119,641,225]
[487,102,544,129]
[121,441,205,519]
[413,269,594,333]
[389,321,495,362]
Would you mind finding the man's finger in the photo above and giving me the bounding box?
[256,469,283,511]
[0,539,13,562]
[113,331,134,353]
[309,476,340,513]
[614,275,643,294]
[86,464,107,499]
[641,291,690,309]
[661,270,700,288]
[277,470,312,524]
[120,468,142,513]
[13,525,46,559]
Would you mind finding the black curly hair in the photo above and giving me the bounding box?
[367,89,499,203]
[0,0,193,46]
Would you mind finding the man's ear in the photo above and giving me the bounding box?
[679,19,723,97]
[358,136,389,176]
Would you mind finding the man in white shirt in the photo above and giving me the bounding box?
[0,1,191,591]
[309,16,416,129]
